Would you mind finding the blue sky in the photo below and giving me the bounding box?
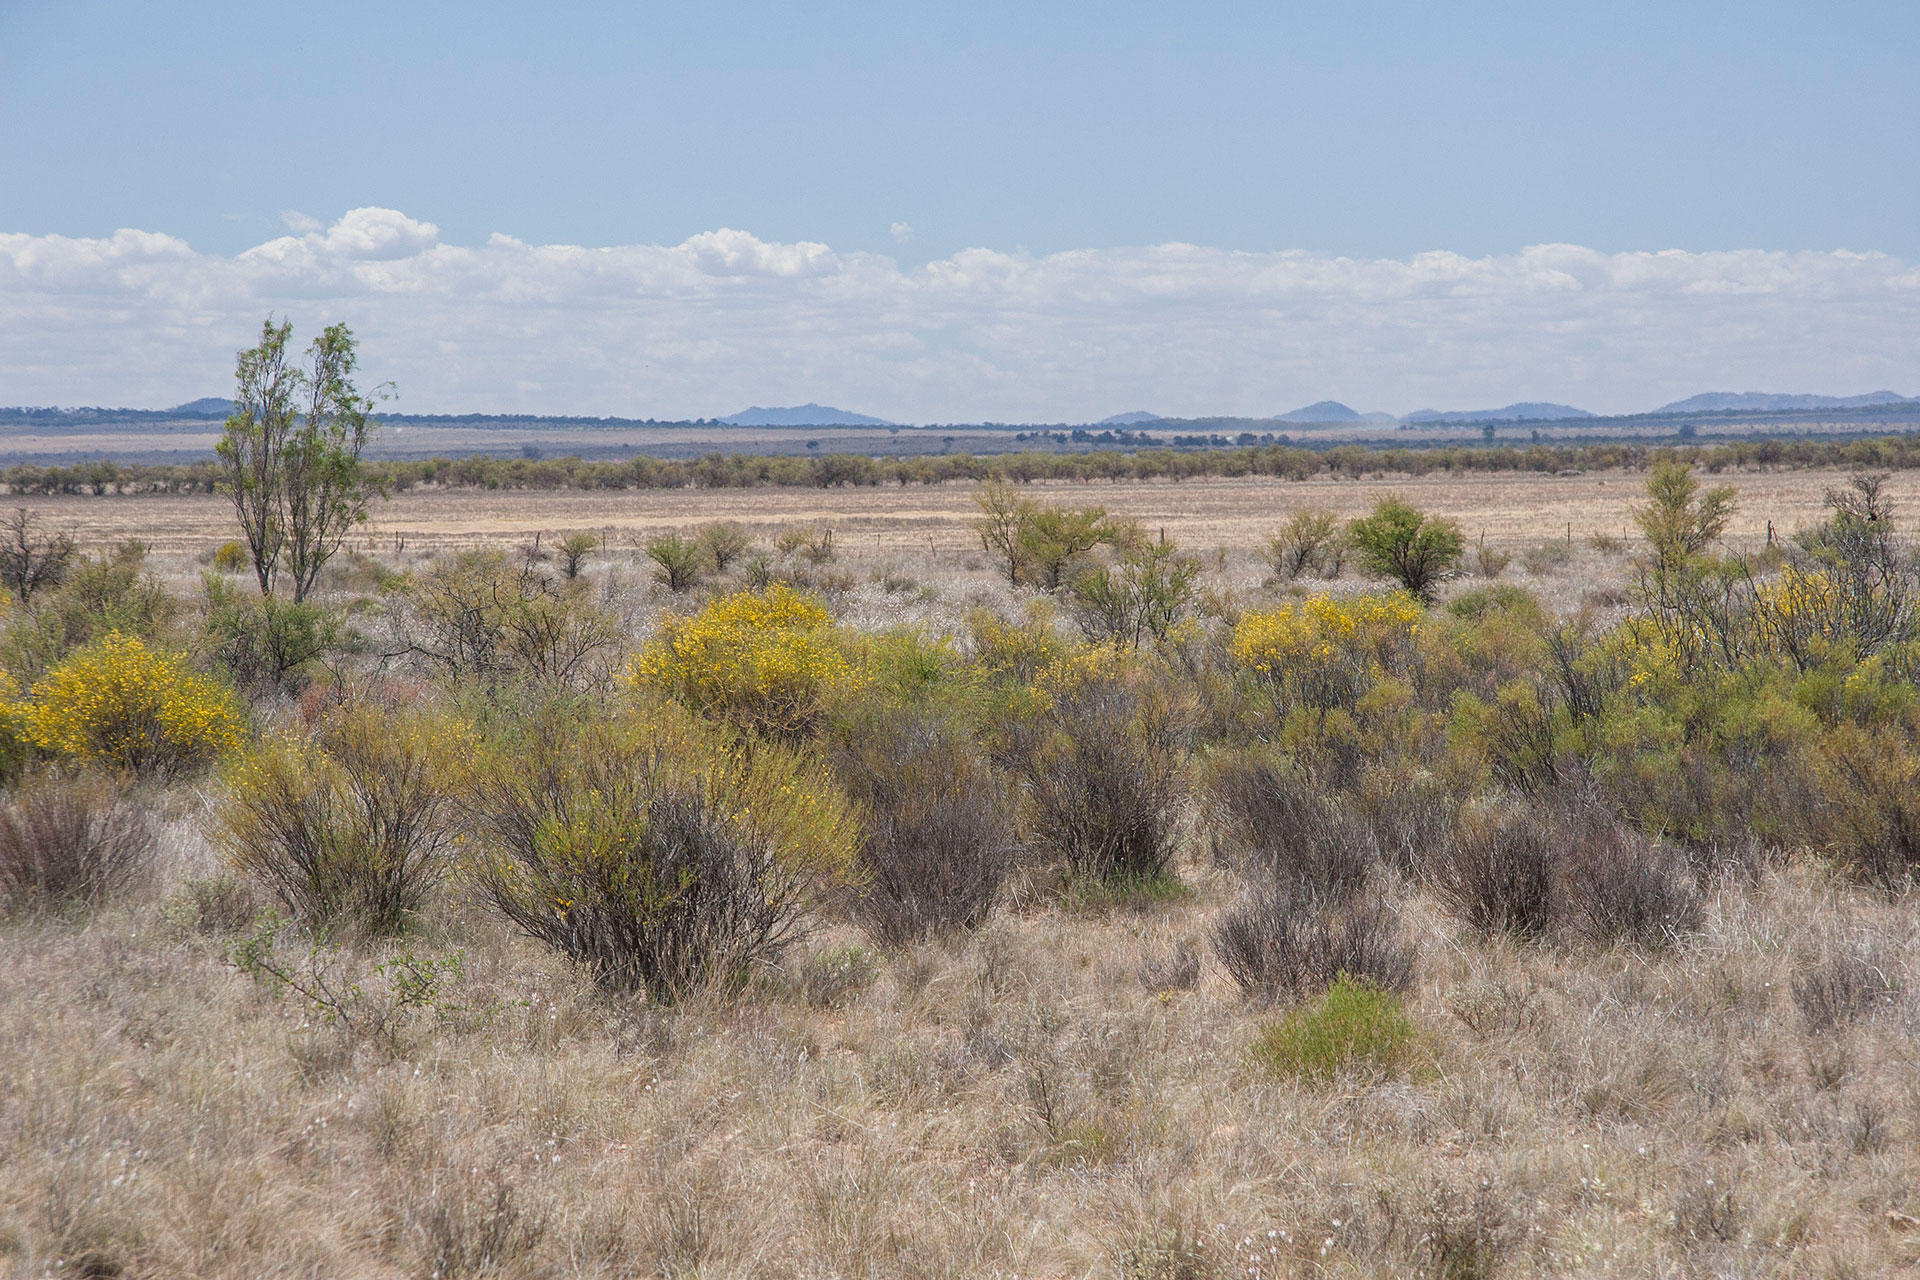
[2,1,1918,418]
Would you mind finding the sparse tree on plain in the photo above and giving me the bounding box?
[1347,496,1465,603]
[0,508,77,603]
[556,532,598,581]
[216,317,385,602]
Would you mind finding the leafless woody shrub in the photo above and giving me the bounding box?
[1019,674,1195,884]
[0,771,153,911]
[830,702,1019,944]
[1205,750,1376,896]
[1213,884,1413,1001]
[1429,809,1558,940]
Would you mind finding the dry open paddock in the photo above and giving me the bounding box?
[4,467,1902,558]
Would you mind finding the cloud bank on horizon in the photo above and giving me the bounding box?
[2,207,1916,423]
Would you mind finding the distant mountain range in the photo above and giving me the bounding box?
[1402,402,1593,424]
[1653,391,1916,414]
[719,404,894,427]
[97,389,1919,429]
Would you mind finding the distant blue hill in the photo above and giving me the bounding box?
[1275,400,1361,423]
[1655,391,1913,414]
[172,397,235,416]
[1097,411,1165,426]
[1403,402,1592,424]
[720,403,894,427]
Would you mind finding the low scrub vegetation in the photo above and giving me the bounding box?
[3,461,1920,1275]
[0,770,152,912]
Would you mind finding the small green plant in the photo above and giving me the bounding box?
[211,540,251,573]
[1634,457,1735,572]
[228,915,468,1054]
[555,531,598,580]
[775,522,837,564]
[696,521,754,572]
[1067,537,1200,649]
[1018,506,1112,590]
[645,534,705,592]
[1471,532,1510,579]
[1268,507,1342,580]
[1347,496,1465,603]
[1248,975,1423,1082]
[798,943,877,1008]
[201,573,338,692]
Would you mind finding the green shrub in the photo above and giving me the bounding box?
[1249,975,1423,1082]
[201,574,338,693]
[696,521,754,572]
[1347,496,1464,603]
[218,706,464,935]
[555,531,598,580]
[1267,506,1342,580]
[645,534,705,592]
[0,542,178,682]
[467,700,860,1000]
[211,540,251,574]
[1066,538,1199,649]
[1017,506,1112,590]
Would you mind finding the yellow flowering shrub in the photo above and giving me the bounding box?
[21,632,243,774]
[968,605,1069,685]
[632,583,863,740]
[1231,592,1423,709]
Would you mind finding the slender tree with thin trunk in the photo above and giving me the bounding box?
[217,318,297,597]
[216,318,385,602]
[281,323,380,602]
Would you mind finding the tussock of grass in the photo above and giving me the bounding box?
[1249,975,1425,1082]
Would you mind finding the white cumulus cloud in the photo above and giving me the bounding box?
[1,208,1916,421]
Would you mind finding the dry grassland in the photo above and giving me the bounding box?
[4,465,1920,1278]
[11,467,1906,559]
[6,829,1918,1278]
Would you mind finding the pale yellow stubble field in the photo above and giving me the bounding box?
[5,466,1897,557]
